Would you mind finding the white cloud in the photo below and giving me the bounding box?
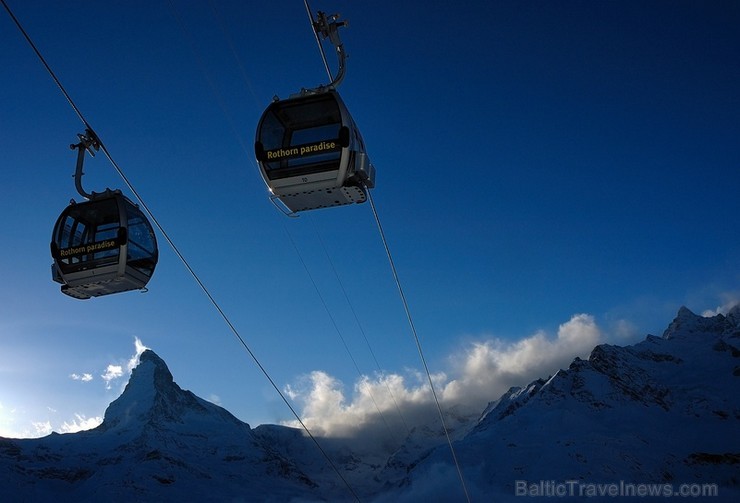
[284,369,430,442]
[60,414,103,434]
[441,313,601,407]
[101,365,124,389]
[100,337,149,391]
[70,373,94,382]
[128,336,149,372]
[284,313,604,442]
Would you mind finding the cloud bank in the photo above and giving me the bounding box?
[284,313,603,442]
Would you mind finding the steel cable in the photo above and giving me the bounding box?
[367,190,472,503]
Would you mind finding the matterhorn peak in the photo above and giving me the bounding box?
[100,349,235,433]
[139,348,168,368]
[136,349,176,391]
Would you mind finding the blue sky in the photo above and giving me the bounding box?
[1,1,739,439]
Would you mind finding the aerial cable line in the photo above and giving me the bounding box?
[299,3,413,438]
[1,0,90,130]
[308,216,412,437]
[300,0,413,446]
[366,190,472,503]
[283,221,403,446]
[303,0,333,82]
[1,2,360,500]
[206,0,262,113]
[165,0,252,158]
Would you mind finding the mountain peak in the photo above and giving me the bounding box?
[139,348,165,365]
[137,349,174,391]
[661,305,739,340]
[100,349,214,432]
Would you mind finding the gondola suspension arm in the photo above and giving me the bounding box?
[71,128,100,200]
[314,11,346,88]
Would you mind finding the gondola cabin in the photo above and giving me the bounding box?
[255,89,375,213]
[51,190,158,300]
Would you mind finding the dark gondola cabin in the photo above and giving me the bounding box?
[255,89,375,213]
[51,190,158,300]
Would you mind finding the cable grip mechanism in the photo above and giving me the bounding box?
[313,11,347,88]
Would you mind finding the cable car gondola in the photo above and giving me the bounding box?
[50,130,158,300]
[255,89,375,213]
[254,11,376,214]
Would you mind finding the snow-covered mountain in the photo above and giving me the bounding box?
[1,306,738,502]
[0,351,321,502]
[386,305,740,501]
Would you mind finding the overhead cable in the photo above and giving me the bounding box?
[367,190,472,503]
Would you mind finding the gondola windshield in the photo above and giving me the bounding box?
[256,92,345,180]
